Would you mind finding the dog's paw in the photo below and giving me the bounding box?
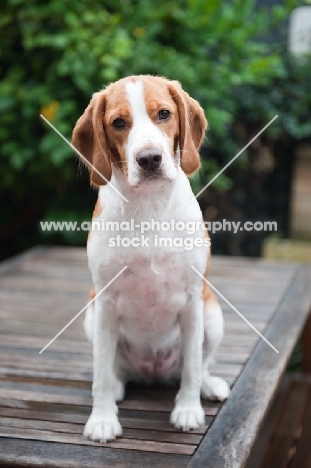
[84,411,122,443]
[201,375,230,401]
[170,401,205,431]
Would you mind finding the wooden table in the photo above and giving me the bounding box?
[0,246,310,467]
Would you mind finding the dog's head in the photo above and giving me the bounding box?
[72,76,207,187]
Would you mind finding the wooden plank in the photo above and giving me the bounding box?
[0,246,49,275]
[0,333,255,353]
[210,255,299,270]
[0,276,92,294]
[0,426,195,455]
[0,361,242,387]
[245,375,291,468]
[0,397,208,433]
[0,416,202,445]
[0,407,210,435]
[0,437,191,467]
[291,383,311,468]
[0,365,234,388]
[263,380,309,468]
[302,311,311,372]
[0,334,92,351]
[0,386,220,416]
[0,350,93,368]
[188,265,311,468]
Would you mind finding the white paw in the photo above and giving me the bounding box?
[84,411,122,442]
[114,378,125,402]
[201,375,230,401]
[170,401,205,431]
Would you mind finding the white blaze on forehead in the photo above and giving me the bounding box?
[125,79,165,145]
[125,80,149,124]
[124,79,178,186]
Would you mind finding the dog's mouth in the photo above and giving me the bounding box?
[133,172,176,189]
[138,168,167,183]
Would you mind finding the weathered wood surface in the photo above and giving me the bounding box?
[246,374,311,468]
[0,246,310,467]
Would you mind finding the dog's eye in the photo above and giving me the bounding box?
[158,109,171,121]
[112,118,126,129]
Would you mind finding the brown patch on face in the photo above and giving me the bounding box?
[141,76,180,160]
[72,80,133,186]
[138,76,207,176]
[102,81,133,180]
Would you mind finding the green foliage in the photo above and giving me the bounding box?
[235,55,311,139]
[0,0,309,254]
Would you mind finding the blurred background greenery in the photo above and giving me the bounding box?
[1,0,311,260]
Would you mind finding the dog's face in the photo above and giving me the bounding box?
[72,76,207,187]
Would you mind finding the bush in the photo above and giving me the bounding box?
[0,0,307,259]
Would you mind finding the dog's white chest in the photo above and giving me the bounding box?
[117,251,189,335]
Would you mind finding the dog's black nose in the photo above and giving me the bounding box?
[136,148,162,170]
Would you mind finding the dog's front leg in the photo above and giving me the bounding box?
[84,295,122,442]
[170,296,205,430]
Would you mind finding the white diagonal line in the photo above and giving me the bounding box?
[40,114,129,203]
[191,266,279,353]
[39,266,128,354]
[191,115,278,202]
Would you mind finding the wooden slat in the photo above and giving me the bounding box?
[0,416,202,445]
[0,426,195,455]
[263,380,309,468]
[246,375,311,468]
[0,386,221,416]
[245,376,291,468]
[0,407,211,435]
[0,438,191,468]
[302,312,311,372]
[291,384,311,468]
[0,246,49,275]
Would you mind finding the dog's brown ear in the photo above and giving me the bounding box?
[168,81,207,176]
[72,91,112,186]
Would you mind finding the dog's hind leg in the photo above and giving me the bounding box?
[201,284,230,401]
[84,288,95,343]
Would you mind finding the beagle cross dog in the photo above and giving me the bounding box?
[72,75,230,443]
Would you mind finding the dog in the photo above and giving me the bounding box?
[72,75,230,443]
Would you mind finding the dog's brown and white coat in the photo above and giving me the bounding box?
[72,75,230,443]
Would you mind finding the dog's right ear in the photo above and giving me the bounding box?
[72,91,112,186]
[168,81,207,176]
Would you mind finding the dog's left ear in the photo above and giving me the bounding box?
[168,81,207,176]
